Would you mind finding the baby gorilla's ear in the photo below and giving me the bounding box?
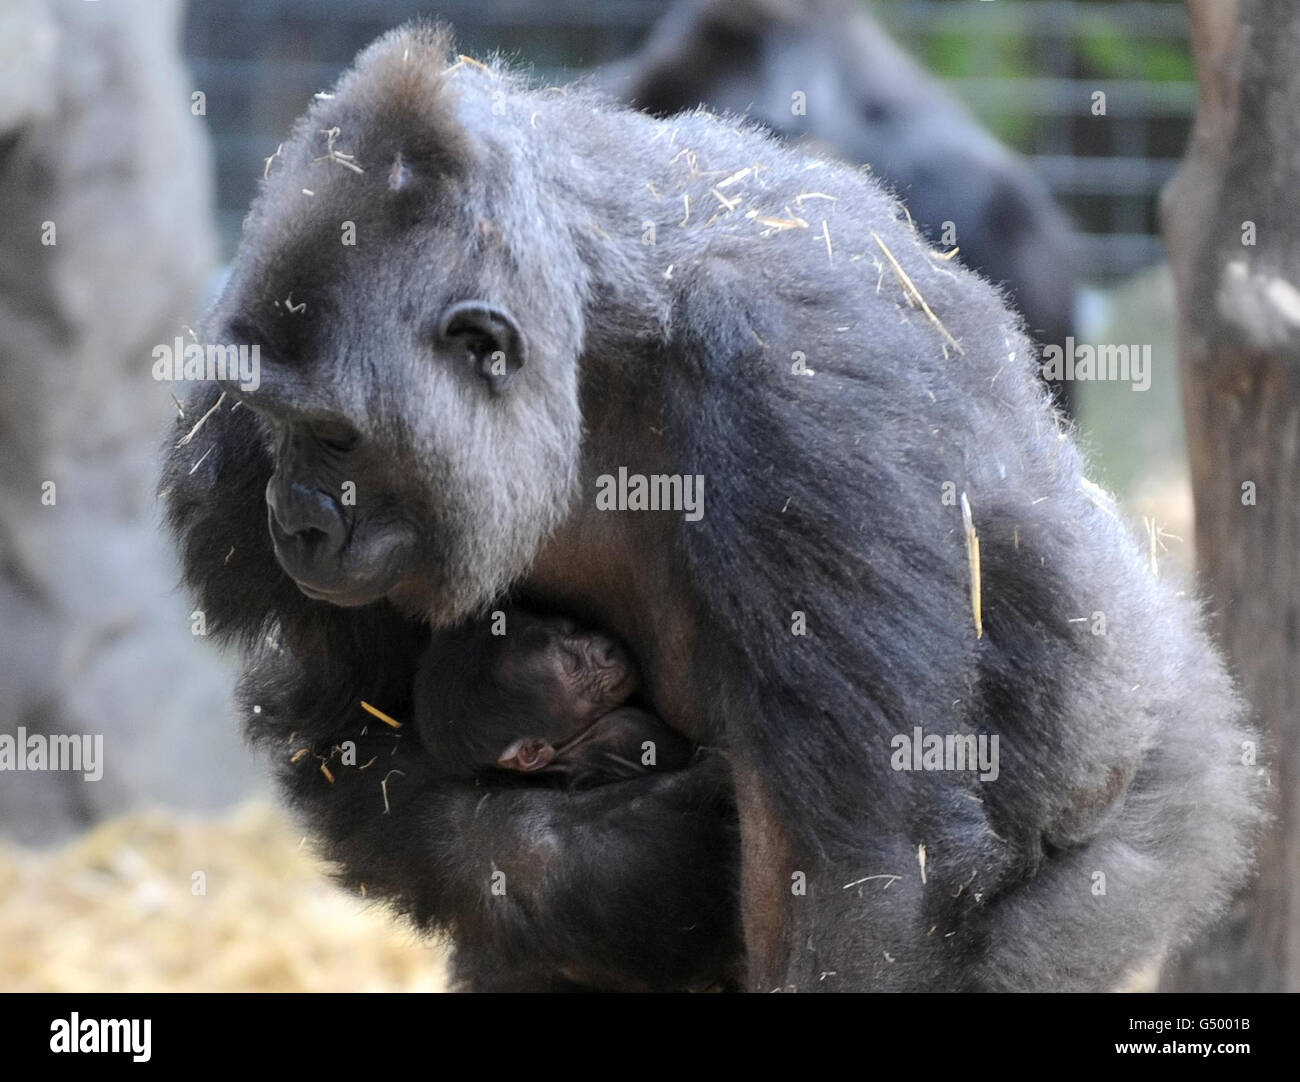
[497,737,556,773]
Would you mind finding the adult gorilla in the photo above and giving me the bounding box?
[162,25,1259,991]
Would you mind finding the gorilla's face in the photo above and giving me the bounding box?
[490,613,641,732]
[211,138,585,624]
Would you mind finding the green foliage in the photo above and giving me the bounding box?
[1076,16,1194,82]
[872,0,1193,149]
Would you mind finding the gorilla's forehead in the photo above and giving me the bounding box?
[232,173,451,311]
[231,26,486,304]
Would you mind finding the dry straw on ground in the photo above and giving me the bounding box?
[0,802,448,992]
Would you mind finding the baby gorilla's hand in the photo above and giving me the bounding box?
[497,736,556,772]
[545,706,694,787]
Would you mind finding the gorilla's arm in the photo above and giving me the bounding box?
[314,746,739,991]
[161,383,738,991]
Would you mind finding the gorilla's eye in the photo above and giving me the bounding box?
[436,299,527,394]
[311,420,360,453]
[558,646,582,676]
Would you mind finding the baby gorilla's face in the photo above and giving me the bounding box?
[493,614,640,739]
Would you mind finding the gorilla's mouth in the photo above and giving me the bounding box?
[267,507,414,608]
[290,578,391,607]
[278,557,402,607]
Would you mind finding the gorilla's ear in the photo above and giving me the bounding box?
[436,300,526,393]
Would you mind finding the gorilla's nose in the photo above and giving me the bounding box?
[266,476,347,570]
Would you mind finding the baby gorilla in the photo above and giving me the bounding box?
[415,610,693,787]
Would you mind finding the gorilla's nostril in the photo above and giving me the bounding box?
[294,526,331,550]
[265,477,346,550]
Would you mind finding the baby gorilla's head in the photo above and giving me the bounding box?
[492,613,640,732]
[415,610,640,778]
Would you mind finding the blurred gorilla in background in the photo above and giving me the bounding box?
[604,0,1078,411]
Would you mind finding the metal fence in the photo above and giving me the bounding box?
[183,0,1194,283]
[873,0,1193,281]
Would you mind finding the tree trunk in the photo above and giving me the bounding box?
[1159,0,1300,991]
